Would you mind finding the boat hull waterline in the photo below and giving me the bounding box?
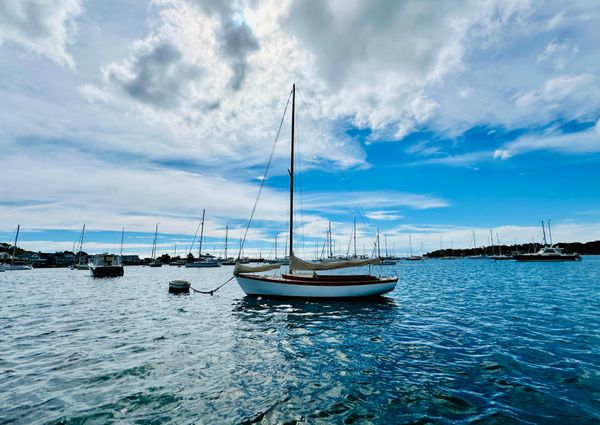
[235,274,398,298]
[90,266,124,277]
[514,254,581,262]
[186,261,221,268]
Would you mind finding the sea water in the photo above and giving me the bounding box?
[1,258,599,423]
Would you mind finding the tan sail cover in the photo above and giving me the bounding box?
[234,262,281,274]
[290,254,381,271]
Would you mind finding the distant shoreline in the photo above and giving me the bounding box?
[425,240,600,258]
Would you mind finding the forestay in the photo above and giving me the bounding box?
[290,254,381,271]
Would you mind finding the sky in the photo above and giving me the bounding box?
[1,0,600,258]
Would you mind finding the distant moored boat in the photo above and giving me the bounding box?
[90,254,124,277]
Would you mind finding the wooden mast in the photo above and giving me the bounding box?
[289,84,295,270]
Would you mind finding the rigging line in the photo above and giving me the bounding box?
[296,88,377,243]
[188,221,201,254]
[238,89,293,259]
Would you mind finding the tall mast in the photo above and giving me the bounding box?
[328,222,332,257]
[547,219,553,246]
[490,229,494,256]
[12,224,20,266]
[353,218,357,258]
[152,223,159,260]
[289,84,295,264]
[496,233,501,256]
[120,228,124,255]
[79,224,86,254]
[541,220,547,246]
[377,228,381,258]
[225,224,228,259]
[274,234,278,260]
[384,235,389,257]
[199,209,206,258]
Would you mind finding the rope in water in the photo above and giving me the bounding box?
[190,276,235,296]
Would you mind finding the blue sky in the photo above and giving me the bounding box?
[1,0,600,257]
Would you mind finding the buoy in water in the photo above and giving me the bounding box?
[169,280,191,294]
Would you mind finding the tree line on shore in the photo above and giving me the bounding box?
[425,240,600,258]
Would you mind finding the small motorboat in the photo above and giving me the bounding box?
[169,280,191,294]
[90,254,124,277]
[186,259,221,268]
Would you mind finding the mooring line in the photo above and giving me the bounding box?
[190,276,235,296]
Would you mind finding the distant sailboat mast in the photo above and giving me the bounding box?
[353,218,357,258]
[541,220,548,247]
[120,228,125,256]
[12,225,20,266]
[225,224,229,260]
[151,223,159,260]
[198,209,206,258]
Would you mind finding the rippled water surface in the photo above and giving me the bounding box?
[1,258,599,424]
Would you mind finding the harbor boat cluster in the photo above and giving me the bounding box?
[0,88,589,298]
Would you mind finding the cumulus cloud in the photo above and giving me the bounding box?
[0,0,81,67]
[105,39,203,109]
[186,0,259,90]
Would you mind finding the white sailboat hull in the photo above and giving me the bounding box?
[235,274,397,298]
[186,261,221,268]
[3,265,33,271]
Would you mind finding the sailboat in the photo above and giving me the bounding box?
[379,231,397,265]
[491,231,513,260]
[186,209,221,267]
[406,234,422,261]
[233,85,397,298]
[148,223,163,267]
[221,225,236,265]
[70,224,89,270]
[466,230,488,259]
[3,225,33,271]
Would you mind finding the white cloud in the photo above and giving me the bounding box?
[494,126,600,160]
[0,0,81,67]
[366,211,404,221]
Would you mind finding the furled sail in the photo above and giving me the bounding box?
[234,262,281,274]
[290,254,381,271]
